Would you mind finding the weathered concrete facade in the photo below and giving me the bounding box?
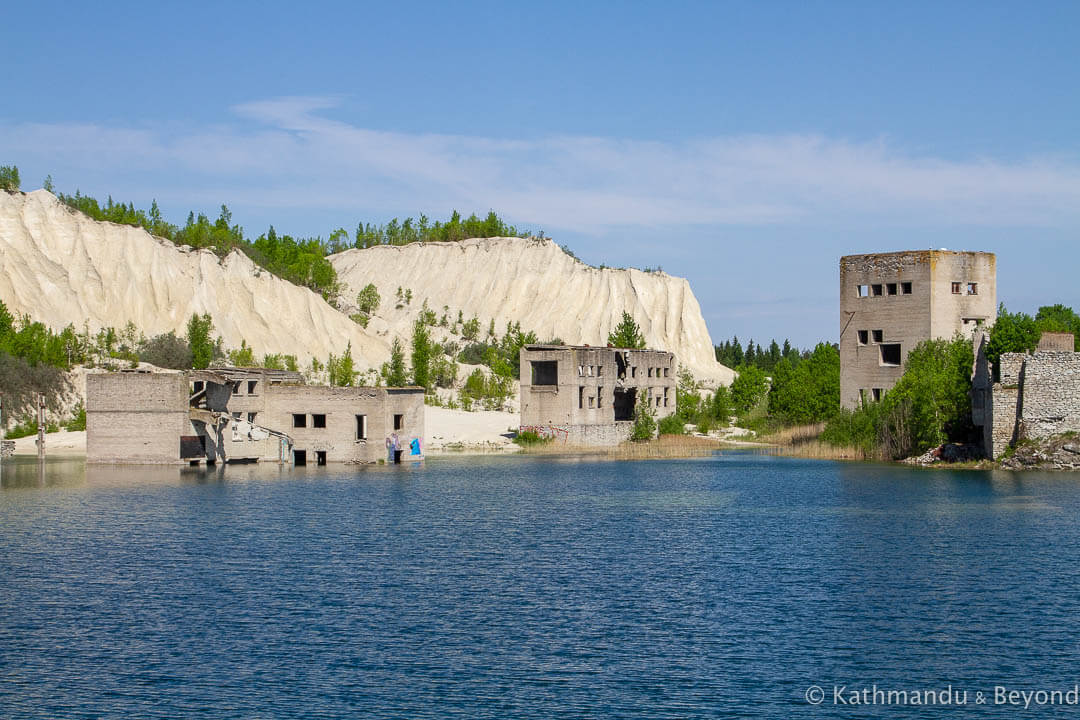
[88,368,425,465]
[840,250,996,409]
[974,334,1080,458]
[519,345,677,445]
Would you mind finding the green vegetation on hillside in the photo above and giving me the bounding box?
[0,165,20,191]
[51,183,529,303]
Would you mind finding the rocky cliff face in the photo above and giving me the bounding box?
[0,190,389,368]
[0,191,732,383]
[331,237,733,384]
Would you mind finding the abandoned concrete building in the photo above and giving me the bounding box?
[87,367,425,465]
[974,332,1080,459]
[840,250,997,409]
[519,344,677,445]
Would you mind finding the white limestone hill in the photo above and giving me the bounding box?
[331,237,734,384]
[0,190,389,368]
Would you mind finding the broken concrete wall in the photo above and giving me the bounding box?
[519,345,677,444]
[87,372,191,464]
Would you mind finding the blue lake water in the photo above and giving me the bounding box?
[2,451,1080,718]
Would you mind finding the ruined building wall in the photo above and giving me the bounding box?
[840,250,996,410]
[982,352,1080,458]
[87,372,191,464]
[1017,352,1080,441]
[520,346,676,445]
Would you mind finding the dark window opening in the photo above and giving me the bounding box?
[356,414,367,440]
[880,344,902,366]
[588,396,595,408]
[531,360,558,385]
[180,435,206,459]
[967,282,978,295]
[872,329,883,343]
[664,367,669,377]
[871,284,883,296]
[614,388,637,421]
[232,382,241,395]
[293,449,307,466]
[247,380,257,394]
[616,352,627,379]
[312,414,327,428]
[872,388,883,402]
[631,366,637,378]
[901,282,912,294]
[951,282,962,294]
[597,387,603,408]
[597,365,603,377]
[393,449,403,464]
[857,285,869,298]
[292,413,307,428]
[886,283,897,295]
[247,412,257,423]
[579,386,585,409]
[192,380,205,393]
[857,330,868,345]
[316,450,327,466]
[393,414,404,431]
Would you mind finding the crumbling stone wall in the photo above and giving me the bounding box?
[1016,352,1080,441]
[982,351,1080,458]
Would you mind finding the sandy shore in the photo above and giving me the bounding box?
[10,408,522,458]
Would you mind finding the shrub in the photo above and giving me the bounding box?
[513,430,552,446]
[658,414,686,435]
[138,331,192,369]
[631,393,657,440]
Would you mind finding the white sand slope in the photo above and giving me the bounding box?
[331,238,735,384]
[0,190,389,368]
[0,190,732,384]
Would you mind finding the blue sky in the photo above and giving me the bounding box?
[2,1,1078,348]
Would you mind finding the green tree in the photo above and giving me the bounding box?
[608,311,646,349]
[228,339,255,367]
[1035,304,1080,350]
[730,364,768,412]
[411,319,432,389]
[356,283,381,315]
[186,313,215,370]
[0,165,20,191]
[328,342,357,387]
[137,331,192,370]
[985,304,1039,371]
[43,175,54,193]
[631,392,657,440]
[384,337,408,387]
[710,385,734,424]
[767,343,840,424]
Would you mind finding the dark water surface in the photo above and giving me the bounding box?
[3,452,1080,718]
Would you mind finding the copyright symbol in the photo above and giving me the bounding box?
[805,685,825,705]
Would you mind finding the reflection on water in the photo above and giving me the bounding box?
[3,451,1080,719]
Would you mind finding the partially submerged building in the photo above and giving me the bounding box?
[974,332,1080,458]
[519,345,677,445]
[840,250,996,409]
[87,367,424,465]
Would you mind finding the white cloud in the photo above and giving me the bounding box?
[3,96,1080,231]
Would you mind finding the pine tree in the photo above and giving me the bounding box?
[607,311,646,349]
